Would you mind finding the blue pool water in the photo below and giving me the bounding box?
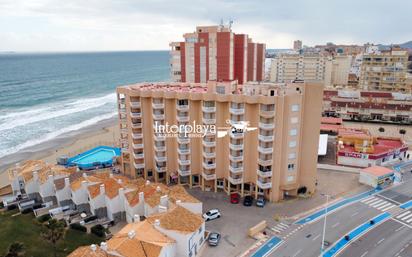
[67,146,121,169]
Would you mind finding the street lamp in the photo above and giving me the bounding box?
[320,193,330,256]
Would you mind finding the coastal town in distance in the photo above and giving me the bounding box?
[0,1,412,257]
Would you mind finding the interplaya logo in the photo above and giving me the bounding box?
[154,120,257,138]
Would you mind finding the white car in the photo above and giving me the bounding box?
[203,209,221,221]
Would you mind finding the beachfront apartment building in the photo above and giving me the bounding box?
[359,48,410,93]
[269,53,352,89]
[169,25,265,84]
[116,80,323,202]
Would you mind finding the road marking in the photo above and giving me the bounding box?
[332,222,340,228]
[312,234,320,241]
[377,194,401,204]
[401,213,412,221]
[373,201,389,209]
[395,226,404,232]
[377,238,385,245]
[360,251,368,257]
[391,218,412,229]
[361,197,375,203]
[351,211,359,217]
[377,202,392,210]
[292,249,302,257]
[397,211,411,219]
[406,217,412,223]
[381,205,395,212]
[370,199,385,207]
[363,198,379,204]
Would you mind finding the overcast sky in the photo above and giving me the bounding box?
[1,0,411,52]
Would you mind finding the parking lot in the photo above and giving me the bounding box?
[187,168,369,257]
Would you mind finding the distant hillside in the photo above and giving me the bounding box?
[378,41,412,50]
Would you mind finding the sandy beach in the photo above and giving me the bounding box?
[0,118,119,188]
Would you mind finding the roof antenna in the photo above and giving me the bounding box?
[229,19,233,30]
[220,18,224,29]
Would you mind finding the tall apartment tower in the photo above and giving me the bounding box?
[116,81,323,202]
[170,25,266,84]
[293,40,302,51]
[359,48,410,93]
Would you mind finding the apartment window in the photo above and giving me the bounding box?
[287,176,294,182]
[216,86,225,94]
[290,129,297,136]
[289,141,297,148]
[288,152,296,159]
[288,163,295,171]
[291,104,300,112]
[291,117,299,124]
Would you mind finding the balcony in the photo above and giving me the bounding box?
[153,114,165,120]
[229,107,245,115]
[257,170,272,178]
[202,106,216,113]
[228,176,243,185]
[131,123,142,129]
[203,151,216,158]
[154,145,166,152]
[155,166,167,173]
[258,134,274,142]
[130,111,142,118]
[134,163,145,169]
[178,159,191,166]
[259,122,275,130]
[154,134,166,141]
[203,162,216,169]
[260,110,275,117]
[258,158,272,166]
[176,115,190,122]
[202,172,216,180]
[257,180,272,189]
[152,102,165,109]
[229,165,243,174]
[202,117,216,125]
[258,146,273,154]
[229,154,243,162]
[176,104,189,112]
[121,147,129,153]
[177,148,190,155]
[202,140,216,148]
[133,152,144,159]
[130,101,141,108]
[229,143,243,151]
[120,128,128,133]
[132,143,144,149]
[154,155,167,162]
[178,168,191,176]
[119,108,126,114]
[177,136,190,144]
[230,131,244,139]
[132,133,143,139]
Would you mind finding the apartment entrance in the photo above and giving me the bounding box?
[192,175,201,188]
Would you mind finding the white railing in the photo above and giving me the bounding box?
[154,134,166,141]
[131,123,142,129]
[203,162,216,169]
[153,114,165,120]
[202,117,216,125]
[229,165,243,174]
[134,163,145,169]
[176,105,189,111]
[176,115,190,122]
[229,143,243,151]
[229,108,245,115]
[178,168,191,176]
[257,180,272,189]
[259,122,275,130]
[203,151,216,158]
[202,140,216,148]
[152,102,165,109]
[133,152,144,159]
[230,131,244,139]
[228,176,243,185]
[154,155,167,162]
[178,159,191,165]
[260,110,275,117]
[156,166,167,173]
[130,101,141,108]
[202,172,216,180]
[130,112,142,118]
[154,145,166,152]
[202,106,216,113]
[258,158,273,166]
[257,170,272,178]
[229,154,243,162]
[258,134,274,142]
[178,148,190,155]
[132,143,144,149]
[132,133,143,139]
[177,137,190,144]
[258,146,273,154]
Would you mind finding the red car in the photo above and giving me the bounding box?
[230,193,240,204]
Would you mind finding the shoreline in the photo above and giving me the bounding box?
[0,117,119,188]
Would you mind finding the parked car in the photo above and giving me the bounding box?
[203,209,221,221]
[243,196,253,206]
[208,232,221,246]
[256,197,265,207]
[230,193,240,204]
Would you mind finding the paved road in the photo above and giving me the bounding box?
[269,202,381,257]
[338,219,412,257]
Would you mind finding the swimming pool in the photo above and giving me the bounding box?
[67,146,121,170]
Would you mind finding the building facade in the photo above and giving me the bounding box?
[293,40,302,51]
[116,80,323,202]
[170,25,265,84]
[359,48,410,93]
[269,54,352,89]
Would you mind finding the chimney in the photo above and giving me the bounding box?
[118,188,124,199]
[156,186,161,192]
[159,205,167,213]
[160,195,168,207]
[176,199,182,206]
[109,173,114,178]
[82,173,87,178]
[154,219,160,227]
[134,214,140,223]
[127,230,136,239]
[117,178,122,184]
[100,242,107,251]
[138,192,144,203]
[100,184,105,195]
[33,171,39,181]
[64,177,70,188]
[81,180,88,191]
[48,174,54,183]
[90,244,97,252]
[145,180,150,186]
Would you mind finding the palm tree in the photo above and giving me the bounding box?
[41,219,66,257]
[4,242,25,257]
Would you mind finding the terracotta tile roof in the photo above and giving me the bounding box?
[86,175,131,199]
[146,205,203,234]
[67,245,115,257]
[0,185,12,196]
[107,220,174,257]
[362,166,394,176]
[168,185,200,203]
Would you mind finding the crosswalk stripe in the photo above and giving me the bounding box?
[396,211,411,219]
[373,201,389,208]
[406,218,412,223]
[369,199,385,207]
[377,203,392,210]
[278,223,289,229]
[401,213,412,221]
[380,205,395,212]
[363,198,379,204]
[362,197,376,204]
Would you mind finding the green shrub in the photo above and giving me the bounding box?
[37,214,51,223]
[0,201,4,209]
[21,208,33,214]
[70,223,87,233]
[90,224,106,238]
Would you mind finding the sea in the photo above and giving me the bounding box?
[0,51,170,160]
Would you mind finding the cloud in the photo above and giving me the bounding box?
[0,0,411,51]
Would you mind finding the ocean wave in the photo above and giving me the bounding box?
[0,93,117,131]
[0,112,117,159]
